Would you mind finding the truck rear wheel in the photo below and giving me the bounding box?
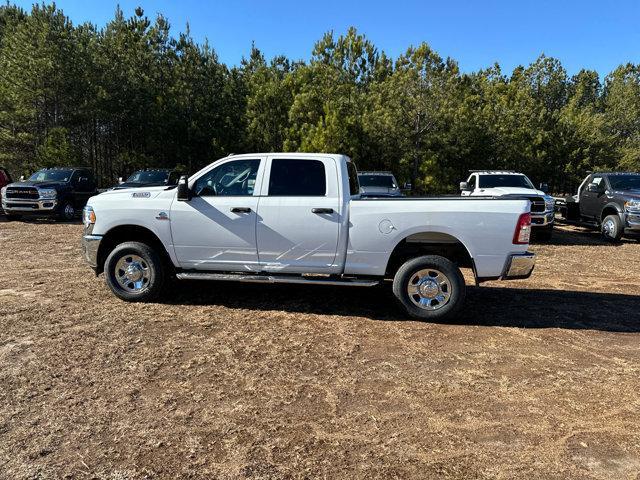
[392,255,466,321]
[601,214,623,242]
[104,241,165,302]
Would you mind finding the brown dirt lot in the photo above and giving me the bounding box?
[0,219,639,479]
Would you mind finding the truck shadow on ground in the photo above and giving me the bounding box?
[168,281,640,332]
[0,215,81,225]
[534,223,639,246]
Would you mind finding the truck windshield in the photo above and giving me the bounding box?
[608,175,640,190]
[358,175,397,188]
[478,174,534,189]
[29,169,74,182]
[126,170,169,184]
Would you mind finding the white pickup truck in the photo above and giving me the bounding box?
[460,170,556,239]
[82,153,535,320]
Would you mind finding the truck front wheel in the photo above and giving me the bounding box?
[392,255,466,321]
[104,241,165,302]
[58,201,75,221]
[601,214,623,242]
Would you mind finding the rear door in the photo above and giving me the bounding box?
[256,157,341,273]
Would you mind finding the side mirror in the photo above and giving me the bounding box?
[118,177,123,184]
[460,181,470,191]
[20,175,25,181]
[177,175,191,202]
[539,182,549,193]
[403,182,412,190]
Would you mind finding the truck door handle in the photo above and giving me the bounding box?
[312,208,334,214]
[231,207,251,213]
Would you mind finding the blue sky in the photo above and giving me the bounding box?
[11,0,640,75]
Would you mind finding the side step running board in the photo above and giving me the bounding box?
[175,272,379,287]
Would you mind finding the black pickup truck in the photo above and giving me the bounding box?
[557,172,640,241]
[1,167,98,221]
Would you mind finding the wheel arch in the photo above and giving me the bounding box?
[96,224,173,275]
[601,203,623,222]
[385,231,474,279]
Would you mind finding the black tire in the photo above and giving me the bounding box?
[601,214,623,242]
[535,225,553,241]
[58,201,75,221]
[104,241,165,302]
[392,255,466,321]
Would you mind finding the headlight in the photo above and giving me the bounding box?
[39,188,57,199]
[544,196,555,210]
[83,205,96,225]
[625,199,640,211]
[1,186,6,197]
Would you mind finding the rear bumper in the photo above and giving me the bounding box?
[82,234,102,269]
[502,252,535,280]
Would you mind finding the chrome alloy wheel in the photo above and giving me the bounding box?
[114,254,150,293]
[407,268,452,311]
[602,218,616,238]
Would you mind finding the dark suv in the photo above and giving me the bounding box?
[560,172,640,241]
[1,167,97,221]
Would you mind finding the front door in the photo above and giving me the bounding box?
[580,175,604,219]
[256,157,341,273]
[170,158,264,271]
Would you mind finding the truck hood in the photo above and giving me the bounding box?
[612,189,640,199]
[8,180,67,189]
[476,187,544,196]
[97,185,169,199]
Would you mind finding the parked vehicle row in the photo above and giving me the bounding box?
[0,167,182,220]
[80,153,535,321]
[5,156,637,320]
[1,167,97,220]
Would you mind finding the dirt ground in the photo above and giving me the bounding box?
[0,218,639,480]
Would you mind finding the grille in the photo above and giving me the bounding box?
[528,196,545,213]
[6,187,39,200]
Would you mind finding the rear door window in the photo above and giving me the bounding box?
[268,159,326,196]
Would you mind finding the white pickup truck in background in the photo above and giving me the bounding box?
[460,170,555,239]
[81,153,535,321]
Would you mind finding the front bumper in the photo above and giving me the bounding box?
[1,198,58,213]
[502,252,535,280]
[624,210,640,231]
[531,210,555,227]
[82,234,102,268]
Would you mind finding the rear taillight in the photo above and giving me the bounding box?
[513,213,531,244]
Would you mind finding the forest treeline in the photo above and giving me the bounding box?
[1,4,639,192]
